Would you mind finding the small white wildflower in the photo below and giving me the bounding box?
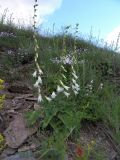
[72,84,76,90]
[72,83,80,92]
[38,68,43,75]
[72,78,76,84]
[38,94,43,102]
[76,87,80,91]
[61,65,67,72]
[57,85,64,93]
[63,91,70,97]
[51,91,57,99]
[75,83,80,91]
[45,96,52,102]
[36,64,43,75]
[63,85,70,91]
[72,72,78,79]
[61,74,67,79]
[60,80,70,90]
[73,90,78,95]
[75,85,80,91]
[38,76,42,84]
[74,83,80,89]
[63,57,71,64]
[57,85,64,92]
[71,66,75,73]
[36,53,38,58]
[34,46,37,52]
[35,57,37,62]
[36,44,39,49]
[59,80,64,86]
[100,83,103,89]
[32,70,37,77]
[88,84,92,90]
[90,80,93,83]
[34,81,39,88]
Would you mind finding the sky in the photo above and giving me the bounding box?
[0,0,120,50]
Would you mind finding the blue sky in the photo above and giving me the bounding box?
[43,0,120,42]
[1,0,120,47]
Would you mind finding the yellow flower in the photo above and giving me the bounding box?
[0,134,4,143]
[0,85,4,90]
[0,95,5,110]
[0,79,4,84]
[87,140,96,151]
[0,134,5,151]
[0,95,5,100]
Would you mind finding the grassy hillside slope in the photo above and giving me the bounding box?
[0,20,120,159]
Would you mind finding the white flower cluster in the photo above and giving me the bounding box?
[85,80,94,96]
[33,0,44,103]
[51,54,76,65]
[43,64,71,102]
[51,55,86,66]
[33,6,80,103]
[98,83,103,90]
[70,24,80,95]
[71,66,80,95]
[60,55,73,65]
[85,80,103,96]
[33,69,43,103]
[59,64,70,97]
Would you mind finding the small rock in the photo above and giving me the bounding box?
[25,97,37,101]
[4,114,37,148]
[0,148,16,158]
[18,144,36,152]
[7,84,31,94]
[1,151,36,160]
[3,148,16,155]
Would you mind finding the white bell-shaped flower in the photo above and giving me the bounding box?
[61,65,67,72]
[73,90,79,95]
[72,72,78,79]
[38,76,42,84]
[34,81,39,88]
[72,78,76,84]
[51,92,57,99]
[38,94,43,102]
[57,85,64,93]
[60,80,70,90]
[63,91,70,97]
[32,70,37,78]
[45,96,52,102]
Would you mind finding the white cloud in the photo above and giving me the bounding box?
[0,0,62,27]
[105,26,120,52]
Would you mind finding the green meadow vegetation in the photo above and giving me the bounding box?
[0,1,120,159]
